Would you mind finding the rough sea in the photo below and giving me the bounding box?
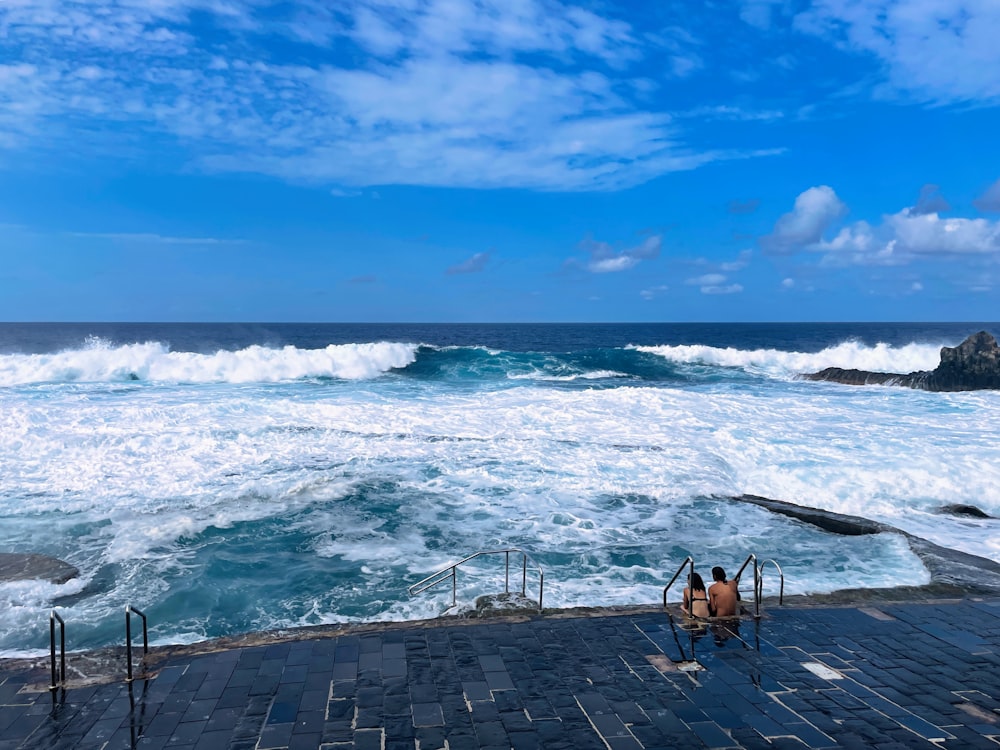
[1,322,998,657]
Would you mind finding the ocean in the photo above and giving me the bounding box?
[1,322,998,657]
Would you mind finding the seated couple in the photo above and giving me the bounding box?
[681,566,740,619]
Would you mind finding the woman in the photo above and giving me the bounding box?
[681,572,711,619]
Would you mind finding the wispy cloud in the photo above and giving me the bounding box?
[684,273,742,294]
[0,0,774,192]
[640,284,668,300]
[67,231,243,245]
[791,0,1000,105]
[446,251,491,275]
[572,234,661,273]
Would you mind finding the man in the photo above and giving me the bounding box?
[708,566,740,617]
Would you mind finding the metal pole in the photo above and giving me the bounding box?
[521,554,527,596]
[49,613,57,691]
[451,568,457,607]
[504,550,510,593]
[126,606,133,682]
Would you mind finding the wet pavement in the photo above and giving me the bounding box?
[2,598,1000,749]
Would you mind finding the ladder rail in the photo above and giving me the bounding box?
[408,548,544,612]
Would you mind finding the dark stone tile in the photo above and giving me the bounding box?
[258,721,294,748]
[412,702,444,727]
[474,720,509,747]
[267,700,300,725]
[288,732,322,750]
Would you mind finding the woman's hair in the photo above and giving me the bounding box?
[690,572,706,591]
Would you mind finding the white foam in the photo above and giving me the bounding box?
[507,369,629,381]
[634,341,944,379]
[0,340,419,385]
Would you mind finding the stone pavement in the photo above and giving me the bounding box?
[2,598,1000,749]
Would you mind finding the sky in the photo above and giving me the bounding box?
[0,0,999,322]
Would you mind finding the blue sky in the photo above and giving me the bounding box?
[1,0,998,322]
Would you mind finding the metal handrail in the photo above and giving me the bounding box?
[732,553,761,618]
[733,553,757,588]
[661,556,694,608]
[408,548,545,612]
[125,604,148,682]
[49,609,65,691]
[757,558,784,606]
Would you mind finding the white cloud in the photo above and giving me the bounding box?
[793,0,1000,104]
[685,273,742,294]
[886,210,1000,255]
[819,210,1000,265]
[760,185,847,254]
[686,273,726,286]
[640,284,669,300]
[702,283,743,295]
[781,277,794,288]
[575,234,661,273]
[720,249,753,272]
[974,179,1000,212]
[0,0,770,192]
[446,251,491,275]
[763,184,1000,266]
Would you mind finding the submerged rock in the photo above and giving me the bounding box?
[0,552,79,584]
[804,330,1000,391]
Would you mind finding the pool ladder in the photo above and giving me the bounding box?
[662,553,784,619]
[47,603,149,691]
[408,548,545,613]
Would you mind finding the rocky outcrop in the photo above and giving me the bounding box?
[0,552,79,584]
[935,503,995,519]
[805,330,1000,391]
[732,494,1000,595]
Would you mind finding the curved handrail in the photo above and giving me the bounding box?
[661,556,694,609]
[733,553,757,587]
[757,558,784,606]
[408,548,545,612]
[733,553,760,618]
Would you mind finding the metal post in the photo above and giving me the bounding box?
[49,610,65,691]
[521,554,527,597]
[504,550,510,593]
[538,571,544,610]
[451,568,457,607]
[125,604,149,682]
[126,607,133,682]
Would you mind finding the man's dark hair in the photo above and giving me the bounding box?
[712,566,726,582]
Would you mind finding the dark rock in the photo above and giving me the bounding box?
[804,330,1000,391]
[0,552,79,584]
[935,503,995,519]
[732,494,1000,595]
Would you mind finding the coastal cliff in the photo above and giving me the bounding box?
[805,330,1000,391]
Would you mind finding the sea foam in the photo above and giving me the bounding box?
[634,341,944,379]
[0,340,420,385]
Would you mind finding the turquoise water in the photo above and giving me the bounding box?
[1,323,998,656]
